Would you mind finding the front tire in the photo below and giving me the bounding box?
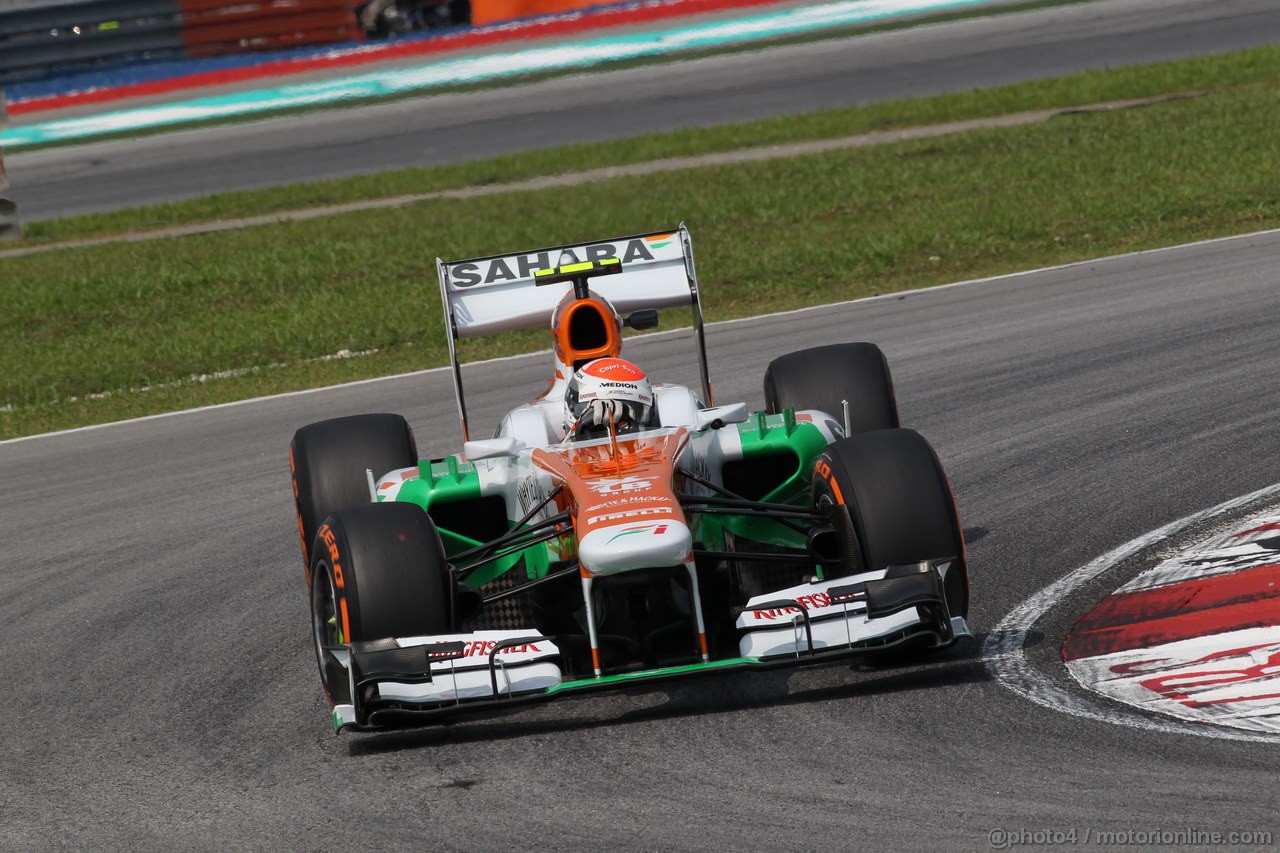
[812,428,968,617]
[289,413,417,572]
[764,342,899,435]
[309,503,454,691]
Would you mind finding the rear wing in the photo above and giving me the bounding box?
[436,223,710,442]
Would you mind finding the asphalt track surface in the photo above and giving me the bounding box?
[6,1,1280,848]
[10,0,1280,221]
[5,230,1280,849]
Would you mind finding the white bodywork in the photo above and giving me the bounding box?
[577,519,695,576]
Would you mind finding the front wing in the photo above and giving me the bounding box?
[322,560,969,732]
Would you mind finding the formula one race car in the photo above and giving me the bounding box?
[288,224,970,732]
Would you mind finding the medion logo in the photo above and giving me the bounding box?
[450,239,660,288]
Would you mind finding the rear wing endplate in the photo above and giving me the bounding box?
[436,223,709,442]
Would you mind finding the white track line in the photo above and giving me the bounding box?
[982,482,1280,743]
[6,223,1280,447]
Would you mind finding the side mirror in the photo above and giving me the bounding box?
[694,402,749,431]
[624,309,659,331]
[464,437,525,460]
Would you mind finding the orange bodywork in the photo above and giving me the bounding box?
[551,293,623,369]
[532,428,690,543]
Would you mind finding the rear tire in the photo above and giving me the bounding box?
[812,429,968,617]
[309,503,454,690]
[289,413,417,571]
[764,342,899,435]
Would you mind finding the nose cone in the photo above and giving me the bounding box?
[578,520,693,576]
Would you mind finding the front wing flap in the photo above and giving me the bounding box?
[736,559,969,659]
[324,630,563,730]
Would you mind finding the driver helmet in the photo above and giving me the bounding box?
[564,358,657,439]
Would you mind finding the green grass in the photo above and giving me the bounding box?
[4,46,1280,440]
[18,43,1280,245]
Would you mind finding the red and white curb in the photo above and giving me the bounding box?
[1064,519,1280,734]
[983,482,1280,743]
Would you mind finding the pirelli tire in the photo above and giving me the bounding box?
[309,503,454,689]
[289,413,417,571]
[811,428,968,618]
[763,342,900,435]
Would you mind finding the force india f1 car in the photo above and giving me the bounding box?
[288,224,971,732]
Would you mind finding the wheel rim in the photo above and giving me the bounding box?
[813,485,865,578]
[310,562,341,680]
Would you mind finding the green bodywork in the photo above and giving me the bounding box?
[389,456,551,587]
[546,657,757,693]
[698,410,830,553]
